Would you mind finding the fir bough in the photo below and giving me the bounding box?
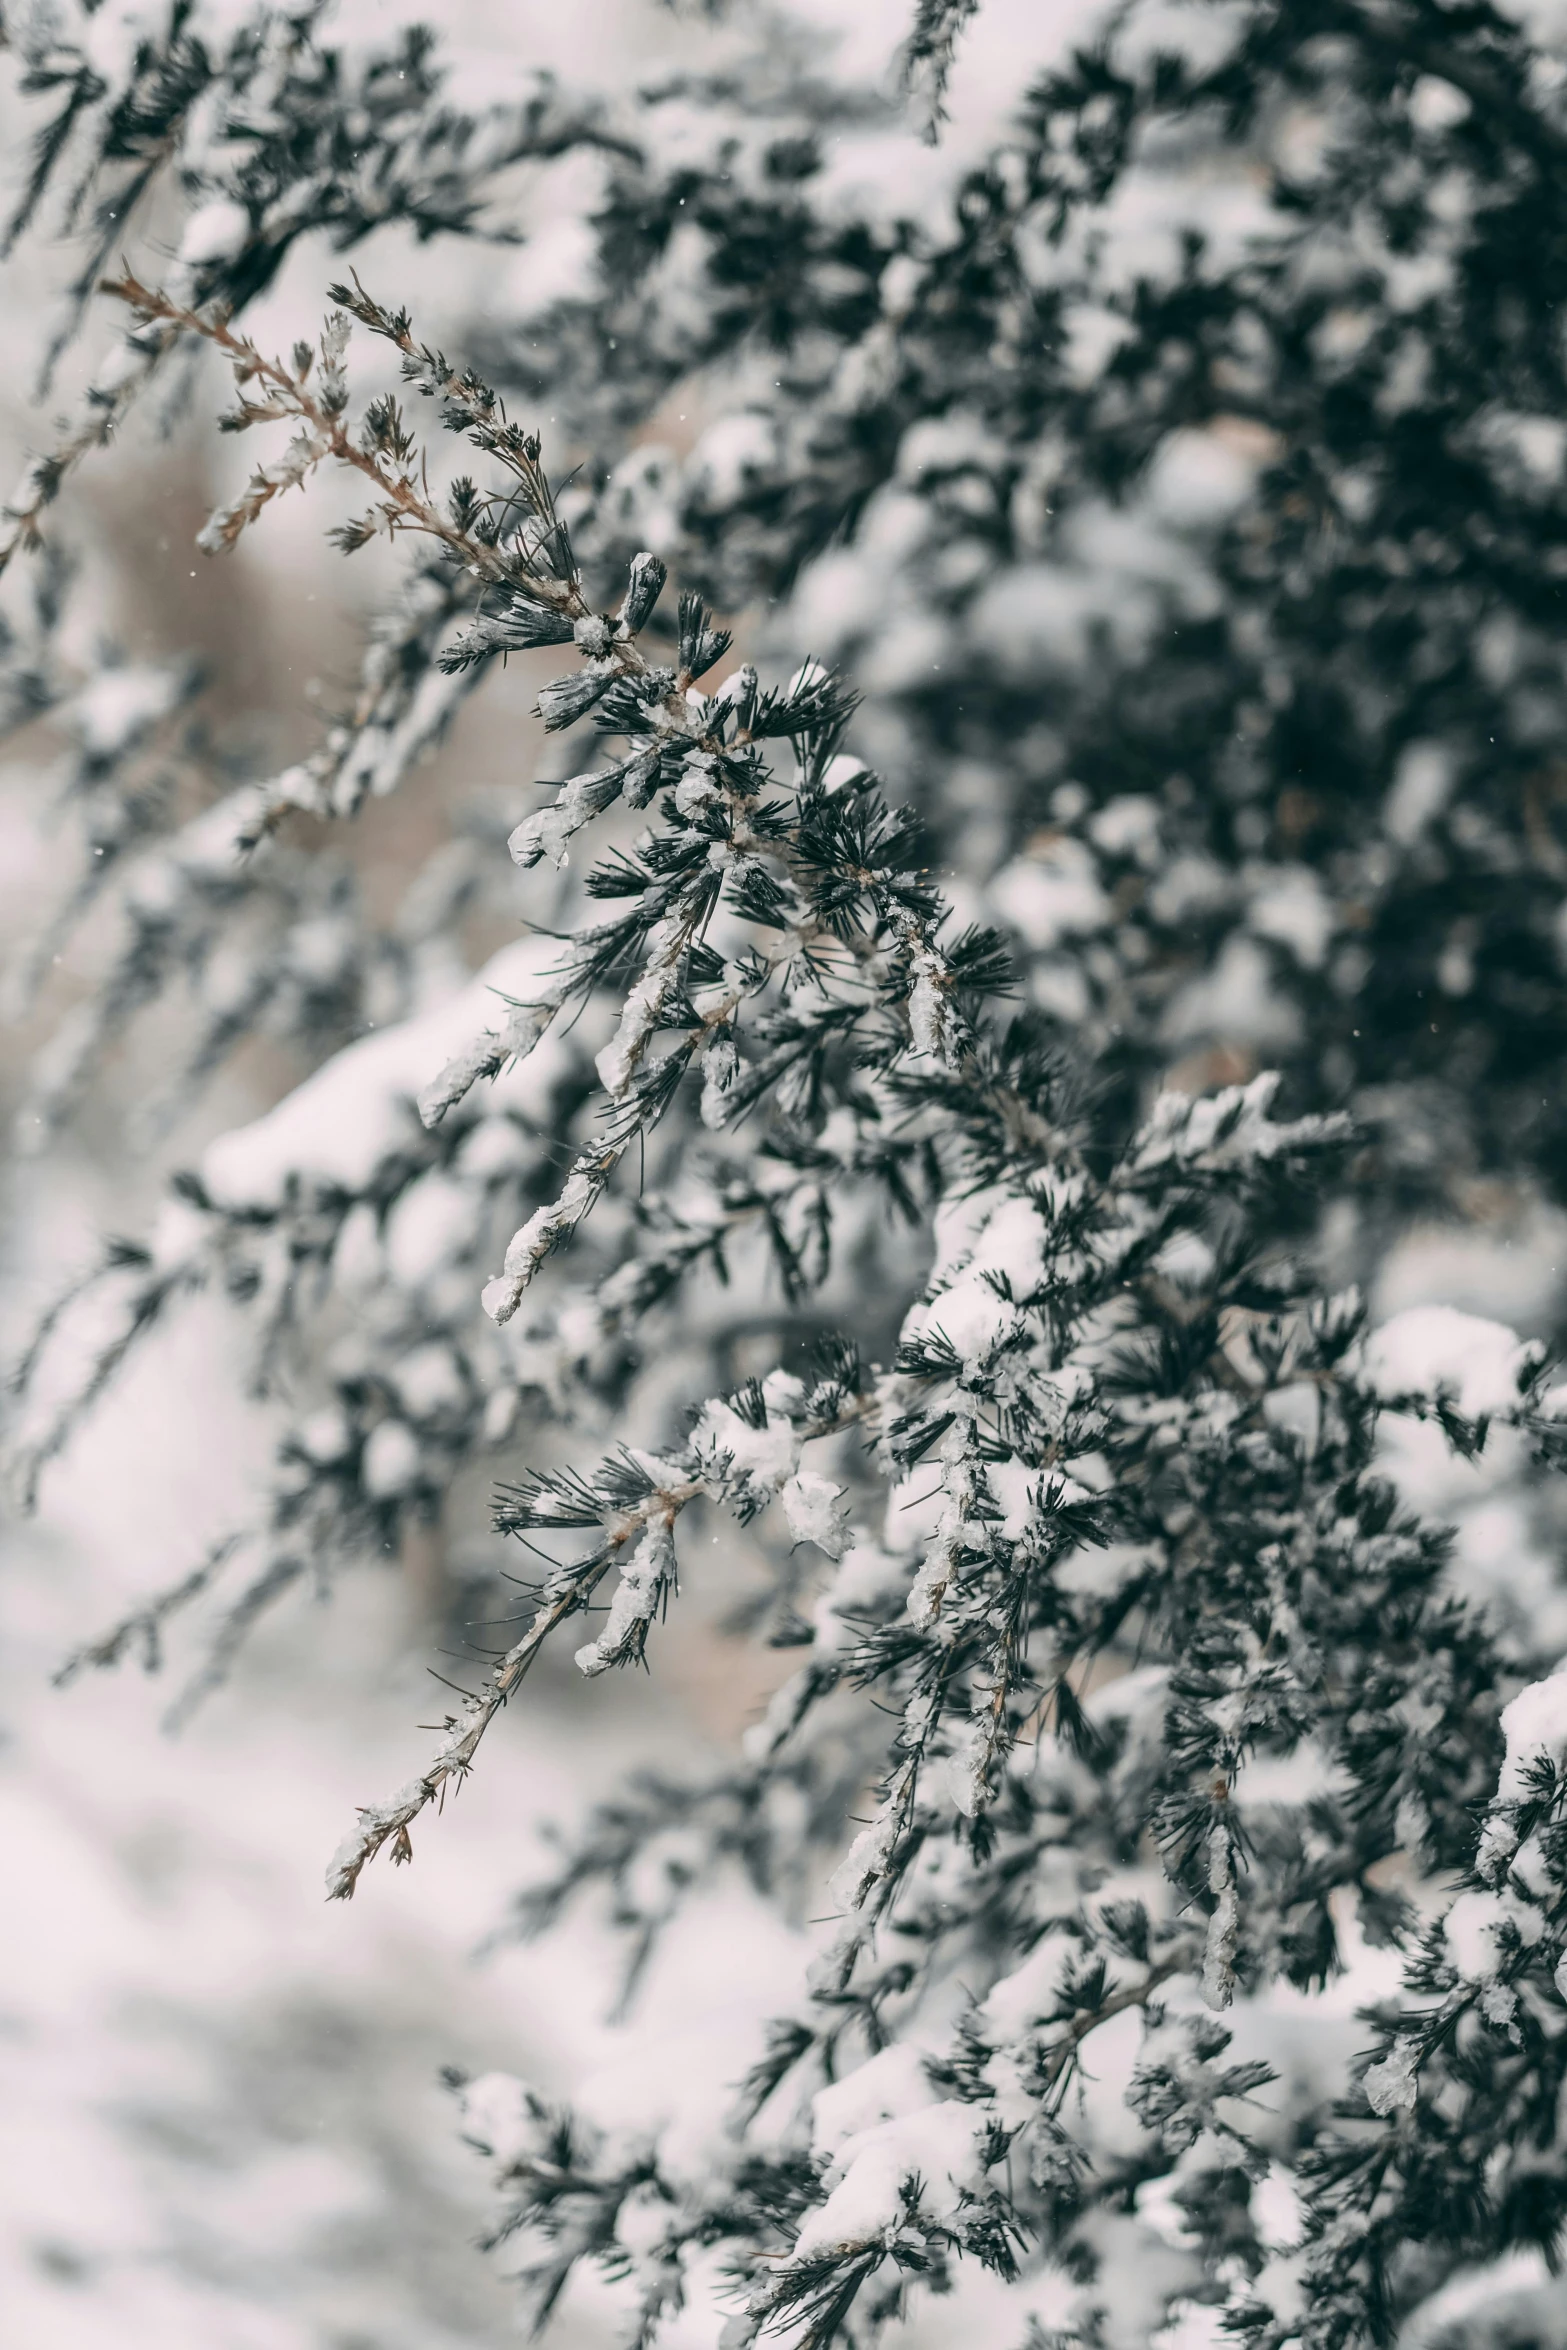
[9,3,1567,2344]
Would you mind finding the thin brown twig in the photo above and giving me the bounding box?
[100,272,550,595]
[326,1481,698,1899]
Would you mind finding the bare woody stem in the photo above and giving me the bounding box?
[95,276,794,794]
[96,276,966,1032]
[100,273,563,597]
[1038,1955,1191,2108]
[326,1479,700,1900]
[330,1383,886,1899]
[0,329,174,576]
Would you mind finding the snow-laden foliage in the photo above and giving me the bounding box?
[10,1,1567,2343]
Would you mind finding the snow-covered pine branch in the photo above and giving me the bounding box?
[11,1,1567,2343]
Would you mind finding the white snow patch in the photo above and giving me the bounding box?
[383,1174,473,1292]
[1363,2038,1420,2116]
[1160,934,1301,1051]
[905,1186,1049,1376]
[781,1471,848,1556]
[574,1525,673,1678]
[811,2043,936,2159]
[387,1344,467,1422]
[1385,741,1455,843]
[693,1399,797,1492]
[71,663,187,759]
[176,197,252,269]
[500,212,601,318]
[361,1419,422,1498]
[1247,865,1333,969]
[1400,2252,1558,2350]
[1356,1305,1538,1420]
[202,941,566,1209]
[978,1929,1080,2043]
[459,2072,539,2169]
[810,1542,910,1651]
[1089,794,1162,861]
[1496,1662,1567,1803]
[794,2091,987,2259]
[990,838,1111,950]
[1144,426,1261,530]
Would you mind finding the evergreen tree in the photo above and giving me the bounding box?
[8,1,1567,2341]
